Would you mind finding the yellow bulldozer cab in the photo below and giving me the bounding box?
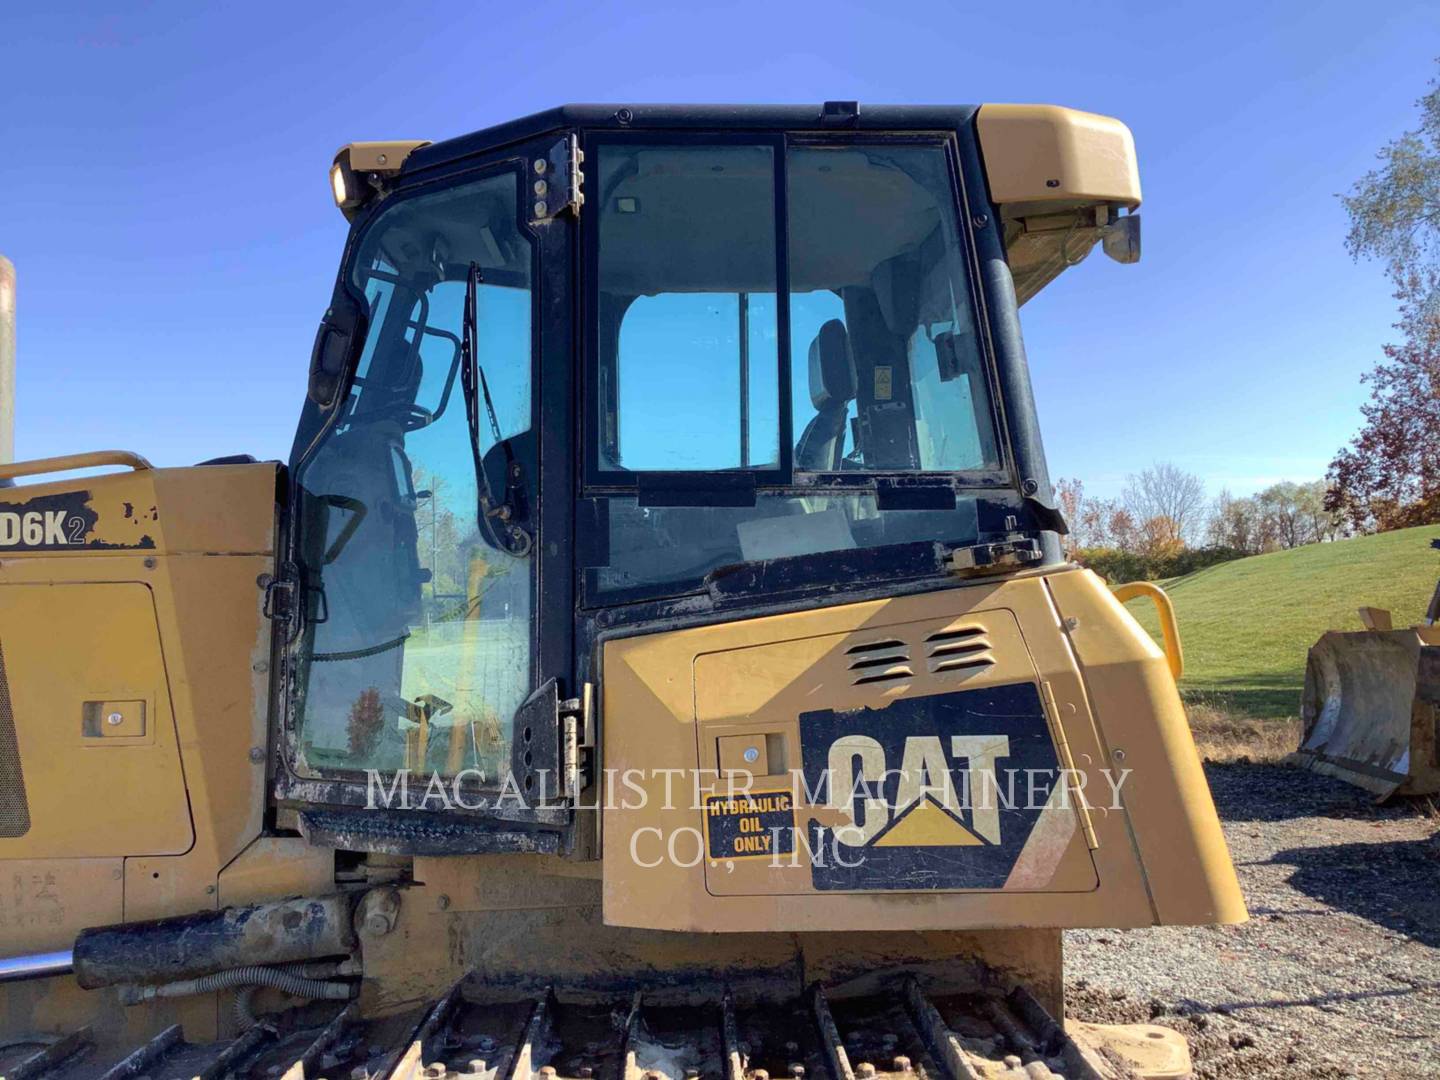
[0,104,1227,1080]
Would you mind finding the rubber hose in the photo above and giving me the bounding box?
[234,985,260,1031]
[232,961,354,1031]
[144,964,353,1002]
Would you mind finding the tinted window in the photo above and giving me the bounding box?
[788,144,1000,472]
[584,137,1001,602]
[595,144,780,472]
[292,170,534,780]
[584,493,980,599]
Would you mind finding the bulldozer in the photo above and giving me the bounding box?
[0,103,1242,1079]
[1294,538,1440,799]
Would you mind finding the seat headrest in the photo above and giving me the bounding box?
[808,319,856,410]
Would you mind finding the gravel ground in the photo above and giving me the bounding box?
[1066,762,1440,1078]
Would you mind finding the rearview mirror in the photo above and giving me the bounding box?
[308,295,364,407]
[1101,213,1141,265]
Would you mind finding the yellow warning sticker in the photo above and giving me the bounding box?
[704,788,797,860]
[874,366,893,401]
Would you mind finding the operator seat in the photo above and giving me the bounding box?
[795,319,857,471]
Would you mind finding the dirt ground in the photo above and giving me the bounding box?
[1066,762,1440,1078]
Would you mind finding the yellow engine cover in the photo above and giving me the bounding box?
[0,460,278,957]
[601,566,1245,933]
[0,581,193,858]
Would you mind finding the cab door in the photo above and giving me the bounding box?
[276,134,578,843]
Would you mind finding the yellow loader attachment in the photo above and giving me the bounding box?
[1294,624,1440,798]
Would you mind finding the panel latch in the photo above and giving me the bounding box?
[949,537,1044,576]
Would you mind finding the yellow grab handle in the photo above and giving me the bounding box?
[1113,580,1185,681]
[0,450,152,482]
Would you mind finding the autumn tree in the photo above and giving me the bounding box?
[1327,320,1440,531]
[1054,477,1144,552]
[1055,477,1085,556]
[1137,516,1184,559]
[1121,463,1206,546]
[346,687,385,761]
[1207,481,1342,552]
[1328,66,1440,530]
[1206,489,1262,551]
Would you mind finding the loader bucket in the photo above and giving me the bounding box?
[1293,628,1440,798]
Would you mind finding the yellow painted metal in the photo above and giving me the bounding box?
[717,734,769,775]
[0,461,278,1043]
[0,858,123,955]
[332,140,430,217]
[1048,570,1246,926]
[0,581,193,858]
[975,104,1141,212]
[1357,606,1393,631]
[217,836,336,908]
[83,698,147,739]
[601,566,1244,933]
[337,140,430,174]
[1112,580,1185,680]
[0,448,151,481]
[976,104,1142,306]
[0,462,277,949]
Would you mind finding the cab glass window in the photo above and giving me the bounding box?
[291,170,534,781]
[584,135,1001,603]
[595,143,781,473]
[788,143,999,472]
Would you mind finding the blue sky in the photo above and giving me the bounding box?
[1,1,1435,500]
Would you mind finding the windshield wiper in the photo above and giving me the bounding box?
[461,262,532,556]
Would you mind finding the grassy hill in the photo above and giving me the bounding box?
[1122,523,1440,719]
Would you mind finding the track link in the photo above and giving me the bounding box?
[0,978,1125,1080]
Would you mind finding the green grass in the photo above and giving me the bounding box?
[1121,524,1440,720]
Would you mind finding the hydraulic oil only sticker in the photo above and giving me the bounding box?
[704,788,796,861]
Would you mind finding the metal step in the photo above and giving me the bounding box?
[0,978,1124,1080]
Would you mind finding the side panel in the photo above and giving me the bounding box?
[601,567,1243,933]
[692,607,1097,898]
[0,461,279,1044]
[0,582,193,858]
[1044,568,1247,926]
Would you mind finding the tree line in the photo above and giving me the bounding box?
[1056,466,1345,583]
[1060,61,1440,582]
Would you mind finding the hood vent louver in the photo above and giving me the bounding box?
[846,638,913,686]
[842,622,999,690]
[925,625,995,675]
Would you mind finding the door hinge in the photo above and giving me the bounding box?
[529,134,584,224]
[559,682,593,799]
[512,679,593,805]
